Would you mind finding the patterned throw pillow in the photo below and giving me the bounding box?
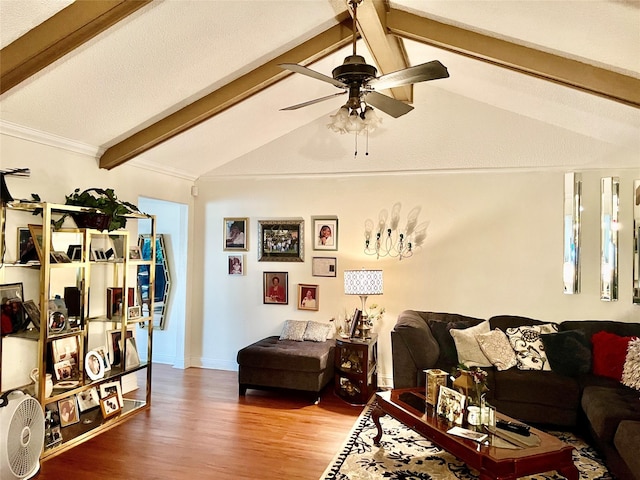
[303,321,333,342]
[279,320,308,341]
[506,323,559,371]
[621,338,640,391]
[476,328,518,371]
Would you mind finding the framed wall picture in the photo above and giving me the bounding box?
[224,217,248,251]
[18,227,38,263]
[298,284,319,311]
[311,257,337,277]
[228,254,244,275]
[263,272,288,304]
[258,219,304,262]
[312,216,338,251]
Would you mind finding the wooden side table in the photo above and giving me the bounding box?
[334,334,378,404]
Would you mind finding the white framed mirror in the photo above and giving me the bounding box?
[137,234,172,329]
[633,179,640,304]
[563,173,581,294]
[601,177,619,301]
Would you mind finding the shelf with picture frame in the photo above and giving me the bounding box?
[0,200,156,461]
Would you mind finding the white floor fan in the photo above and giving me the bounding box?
[0,390,45,479]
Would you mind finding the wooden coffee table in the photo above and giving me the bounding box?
[372,388,578,480]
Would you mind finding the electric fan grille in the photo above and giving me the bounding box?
[6,395,44,478]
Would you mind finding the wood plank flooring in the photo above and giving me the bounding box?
[34,364,363,480]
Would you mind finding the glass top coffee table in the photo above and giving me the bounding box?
[373,388,578,480]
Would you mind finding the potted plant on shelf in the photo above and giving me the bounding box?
[32,188,141,231]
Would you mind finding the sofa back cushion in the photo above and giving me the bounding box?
[560,320,640,338]
[489,315,546,332]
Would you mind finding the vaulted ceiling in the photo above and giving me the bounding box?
[1,0,639,181]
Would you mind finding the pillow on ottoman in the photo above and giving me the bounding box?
[506,323,558,371]
[476,328,517,371]
[540,330,591,377]
[303,321,333,342]
[279,320,308,341]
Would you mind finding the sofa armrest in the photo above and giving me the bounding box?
[391,310,440,388]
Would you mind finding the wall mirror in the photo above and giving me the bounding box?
[137,234,171,329]
[633,180,640,304]
[563,173,581,294]
[601,177,619,301]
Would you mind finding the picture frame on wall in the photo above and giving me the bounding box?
[258,219,304,262]
[311,216,338,251]
[263,272,288,304]
[224,217,248,251]
[228,255,244,275]
[311,257,337,277]
[298,284,319,311]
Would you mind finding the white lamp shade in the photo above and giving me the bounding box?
[344,269,383,295]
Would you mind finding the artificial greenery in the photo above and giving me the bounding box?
[32,188,140,231]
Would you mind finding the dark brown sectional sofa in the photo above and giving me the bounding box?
[391,310,640,480]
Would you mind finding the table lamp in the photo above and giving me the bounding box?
[344,269,383,338]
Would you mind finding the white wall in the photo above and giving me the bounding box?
[0,134,194,388]
[192,168,640,387]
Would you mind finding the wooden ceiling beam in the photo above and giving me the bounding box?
[0,0,152,95]
[387,8,640,108]
[349,0,412,102]
[99,17,354,170]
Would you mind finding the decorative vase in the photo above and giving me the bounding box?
[30,368,53,398]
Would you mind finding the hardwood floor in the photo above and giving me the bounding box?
[34,364,363,480]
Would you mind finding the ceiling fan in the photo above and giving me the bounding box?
[278,0,449,124]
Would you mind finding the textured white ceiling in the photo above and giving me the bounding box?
[1,0,639,180]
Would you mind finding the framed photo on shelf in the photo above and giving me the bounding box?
[0,282,26,335]
[257,219,304,262]
[129,246,142,260]
[128,305,142,320]
[17,227,38,263]
[263,272,288,304]
[85,350,105,381]
[22,299,40,330]
[224,217,248,251]
[100,393,121,419]
[52,336,79,365]
[106,287,135,319]
[298,284,319,311]
[94,345,111,372]
[228,255,244,275]
[27,224,44,262]
[311,257,337,277]
[66,244,83,261]
[311,216,338,251]
[77,387,100,413]
[58,395,80,427]
[106,328,135,368]
[100,380,124,408]
[436,386,466,425]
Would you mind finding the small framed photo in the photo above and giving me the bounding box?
[258,219,304,262]
[228,255,244,275]
[224,217,248,251]
[51,251,71,263]
[0,282,26,335]
[92,248,107,261]
[22,299,41,330]
[58,396,80,427]
[93,345,111,372]
[100,380,124,408]
[312,216,338,251]
[129,246,142,260]
[53,360,73,382]
[128,305,142,320]
[106,328,134,367]
[85,350,105,381]
[66,244,83,261]
[436,386,466,425]
[312,257,337,277]
[48,310,66,335]
[298,284,319,311]
[263,272,288,304]
[100,393,121,419]
[77,387,100,413]
[18,227,38,263]
[27,224,44,262]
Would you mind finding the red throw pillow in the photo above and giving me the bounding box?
[591,331,635,381]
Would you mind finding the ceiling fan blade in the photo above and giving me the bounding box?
[280,91,347,111]
[368,60,449,90]
[279,63,347,88]
[364,91,414,118]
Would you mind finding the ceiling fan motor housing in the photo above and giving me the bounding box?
[333,55,377,107]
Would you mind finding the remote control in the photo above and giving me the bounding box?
[496,419,530,436]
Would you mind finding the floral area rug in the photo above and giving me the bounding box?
[320,404,613,480]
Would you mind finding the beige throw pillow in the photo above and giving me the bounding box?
[476,328,517,371]
[621,338,640,391]
[450,320,492,367]
[303,321,333,342]
[279,320,308,341]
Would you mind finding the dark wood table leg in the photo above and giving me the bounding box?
[557,462,579,480]
[371,403,386,446]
